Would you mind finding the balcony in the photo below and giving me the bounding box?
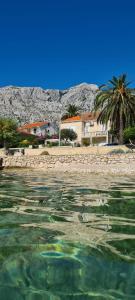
[83,130,108,137]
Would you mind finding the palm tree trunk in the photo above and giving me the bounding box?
[3,140,6,149]
[119,110,124,144]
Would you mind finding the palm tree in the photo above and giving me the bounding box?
[62,104,80,120]
[94,74,135,144]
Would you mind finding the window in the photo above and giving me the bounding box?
[90,121,94,126]
[84,123,91,133]
[33,128,37,134]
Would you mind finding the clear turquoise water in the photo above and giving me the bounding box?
[0,170,135,300]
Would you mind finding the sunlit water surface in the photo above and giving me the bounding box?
[0,170,135,300]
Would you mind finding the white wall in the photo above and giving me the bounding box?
[27,124,56,137]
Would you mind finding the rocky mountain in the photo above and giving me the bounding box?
[0,83,98,124]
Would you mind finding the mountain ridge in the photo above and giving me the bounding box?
[0,83,98,124]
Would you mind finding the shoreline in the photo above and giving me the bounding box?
[1,153,135,176]
[2,168,135,176]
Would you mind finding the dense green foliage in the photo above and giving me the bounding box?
[0,118,18,148]
[18,133,38,148]
[123,127,135,143]
[61,128,77,141]
[94,74,135,144]
[0,118,39,148]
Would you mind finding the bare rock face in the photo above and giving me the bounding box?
[0,83,98,124]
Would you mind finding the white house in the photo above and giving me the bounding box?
[18,121,56,138]
[61,112,111,145]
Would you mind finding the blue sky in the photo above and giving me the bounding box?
[0,0,135,89]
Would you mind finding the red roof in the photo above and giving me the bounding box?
[62,116,81,123]
[62,112,99,123]
[18,121,48,130]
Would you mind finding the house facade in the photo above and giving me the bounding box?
[61,113,111,145]
[18,121,56,138]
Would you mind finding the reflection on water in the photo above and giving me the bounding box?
[0,170,135,299]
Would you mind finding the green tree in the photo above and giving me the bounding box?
[0,118,18,148]
[60,128,77,142]
[94,74,135,144]
[62,104,80,120]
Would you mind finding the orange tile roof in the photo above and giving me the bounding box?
[61,112,99,123]
[18,121,48,130]
[62,116,81,123]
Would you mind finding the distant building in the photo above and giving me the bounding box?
[18,121,56,138]
[61,112,111,145]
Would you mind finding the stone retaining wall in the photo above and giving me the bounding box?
[0,145,130,157]
[2,153,135,175]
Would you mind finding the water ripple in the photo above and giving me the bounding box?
[0,170,135,299]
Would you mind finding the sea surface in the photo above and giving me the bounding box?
[0,170,135,300]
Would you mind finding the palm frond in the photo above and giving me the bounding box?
[93,74,135,144]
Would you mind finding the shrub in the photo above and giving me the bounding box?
[51,141,59,146]
[74,142,81,147]
[40,151,49,155]
[46,141,59,147]
[60,142,71,146]
[82,138,90,146]
[19,139,30,147]
[123,127,135,143]
[108,148,125,155]
[125,149,133,153]
[15,132,39,148]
